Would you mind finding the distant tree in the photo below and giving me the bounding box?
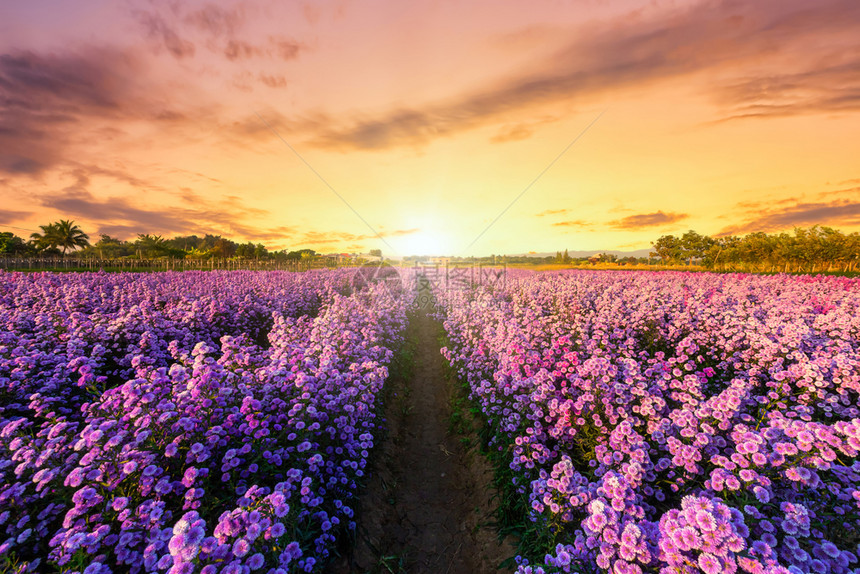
[235,242,254,259]
[651,235,683,264]
[659,226,860,272]
[166,235,205,252]
[30,220,89,255]
[30,222,60,252]
[209,237,237,258]
[136,234,169,258]
[52,220,90,255]
[0,232,30,254]
[563,249,571,264]
[369,248,382,258]
[599,252,617,263]
[680,230,716,264]
[91,234,131,258]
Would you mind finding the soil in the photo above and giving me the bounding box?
[327,311,516,574]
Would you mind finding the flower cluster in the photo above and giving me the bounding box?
[0,269,407,573]
[437,270,860,573]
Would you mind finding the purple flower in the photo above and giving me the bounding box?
[232,538,251,558]
[201,537,218,553]
[246,523,262,541]
[752,486,770,504]
[248,553,265,570]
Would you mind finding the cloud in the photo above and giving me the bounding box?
[0,209,32,224]
[0,46,218,177]
[382,228,421,237]
[490,116,558,144]
[0,47,205,176]
[301,0,860,151]
[184,4,244,37]
[271,38,303,61]
[552,220,591,228]
[718,198,860,235]
[137,5,304,64]
[36,172,288,242]
[258,73,288,88]
[224,39,265,61]
[713,60,860,120]
[609,211,688,230]
[490,125,533,143]
[135,11,196,59]
[0,48,140,175]
[222,36,304,62]
[818,184,860,200]
[297,228,420,246]
[537,208,569,217]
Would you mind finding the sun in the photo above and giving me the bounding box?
[394,230,451,257]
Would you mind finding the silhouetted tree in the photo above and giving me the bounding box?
[0,232,31,254]
[30,220,89,255]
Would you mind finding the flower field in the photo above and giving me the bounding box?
[0,270,407,573]
[438,270,860,574]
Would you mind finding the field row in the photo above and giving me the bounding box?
[437,271,860,574]
[1,270,408,573]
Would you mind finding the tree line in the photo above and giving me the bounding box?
[651,226,860,272]
[0,220,318,261]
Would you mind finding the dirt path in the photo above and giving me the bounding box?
[328,311,515,574]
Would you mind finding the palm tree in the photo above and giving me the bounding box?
[136,234,168,258]
[30,222,60,252]
[53,220,90,254]
[31,220,90,255]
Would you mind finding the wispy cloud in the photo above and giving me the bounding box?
[491,116,558,144]
[0,209,32,224]
[258,73,288,88]
[135,11,196,59]
[134,4,304,65]
[537,208,570,217]
[289,0,860,151]
[552,219,591,228]
[183,4,244,37]
[719,198,860,235]
[296,227,419,247]
[609,211,687,230]
[713,60,860,121]
[0,47,203,176]
[36,168,288,242]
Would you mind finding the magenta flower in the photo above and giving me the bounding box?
[698,552,721,574]
[232,538,251,558]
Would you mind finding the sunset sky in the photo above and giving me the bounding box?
[1,0,859,255]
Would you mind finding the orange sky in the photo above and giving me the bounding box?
[1,0,859,255]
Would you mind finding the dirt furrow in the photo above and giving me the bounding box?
[328,310,515,574]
